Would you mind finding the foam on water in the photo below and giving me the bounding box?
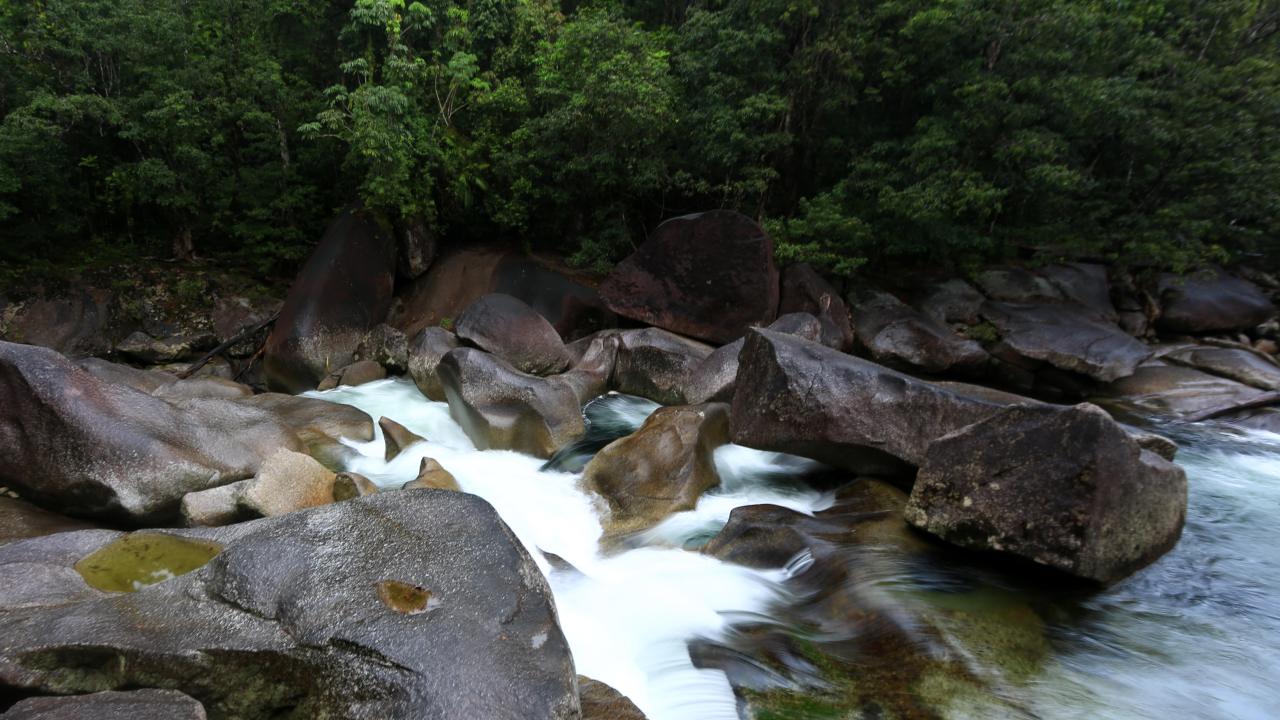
[305,378,824,719]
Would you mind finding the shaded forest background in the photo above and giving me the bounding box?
[2,0,1278,284]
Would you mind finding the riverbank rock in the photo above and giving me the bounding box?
[0,341,303,523]
[613,328,713,405]
[1,689,207,720]
[0,497,97,546]
[917,279,986,326]
[981,302,1150,382]
[455,293,572,375]
[1157,268,1274,334]
[238,449,336,517]
[558,333,619,404]
[975,267,1064,304]
[853,291,989,374]
[1097,364,1270,419]
[315,358,386,390]
[75,357,251,401]
[438,348,586,457]
[777,263,854,350]
[264,208,396,393]
[729,330,1008,475]
[584,403,729,534]
[1164,345,1280,391]
[354,323,409,375]
[180,481,251,527]
[0,289,113,357]
[683,313,823,404]
[407,326,460,401]
[0,491,578,719]
[600,211,779,344]
[333,472,380,500]
[905,403,1187,584]
[1040,262,1117,321]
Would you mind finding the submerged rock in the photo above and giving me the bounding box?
[729,330,1008,474]
[584,403,729,534]
[438,347,586,457]
[0,491,578,719]
[0,341,303,523]
[600,210,779,344]
[1,689,207,720]
[455,293,573,376]
[264,208,396,392]
[905,403,1187,584]
[1157,268,1274,334]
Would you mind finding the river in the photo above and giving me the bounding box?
[308,378,1280,720]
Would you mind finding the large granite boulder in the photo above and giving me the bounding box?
[599,211,779,344]
[1157,268,1274,334]
[407,326,460,401]
[905,403,1187,584]
[1,690,206,720]
[981,302,1151,382]
[455,294,572,376]
[438,348,586,457]
[0,341,303,523]
[613,328,713,405]
[583,403,729,534]
[729,330,1010,474]
[1097,364,1270,419]
[852,291,989,374]
[1164,345,1280,391]
[264,209,396,393]
[916,279,985,326]
[76,358,251,401]
[777,263,854,350]
[0,491,578,719]
[1040,262,1117,321]
[683,313,823,404]
[0,289,113,357]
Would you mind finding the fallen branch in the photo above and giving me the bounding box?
[178,311,279,380]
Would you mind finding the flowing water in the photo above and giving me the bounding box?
[308,378,1280,720]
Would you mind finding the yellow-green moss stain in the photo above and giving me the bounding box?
[74,533,223,593]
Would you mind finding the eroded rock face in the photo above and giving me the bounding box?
[407,327,460,401]
[438,348,586,458]
[729,330,1008,474]
[981,302,1151,382]
[1157,268,1274,334]
[1,689,207,720]
[455,294,572,376]
[0,341,303,523]
[264,209,396,393]
[905,403,1187,584]
[600,211,779,344]
[0,492,579,720]
[613,328,712,406]
[583,403,729,534]
[853,291,989,374]
[355,323,409,375]
[778,263,854,350]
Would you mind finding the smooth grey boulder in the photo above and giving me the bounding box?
[1164,346,1280,391]
[235,393,374,444]
[557,332,618,405]
[0,341,303,523]
[0,491,578,720]
[407,326,460,401]
[613,328,713,405]
[584,403,729,535]
[729,330,1010,474]
[905,403,1187,584]
[981,302,1151,382]
[1097,364,1269,419]
[455,293,572,376]
[1,689,207,720]
[853,291,989,374]
[438,347,586,458]
[683,313,823,404]
[1157,268,1274,334]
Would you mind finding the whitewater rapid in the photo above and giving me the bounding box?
[307,378,831,720]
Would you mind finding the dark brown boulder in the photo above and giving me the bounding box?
[730,330,1009,474]
[981,301,1151,382]
[974,267,1064,304]
[438,348,586,457]
[778,263,854,350]
[315,358,386,390]
[379,416,426,461]
[355,323,409,374]
[683,313,823,404]
[264,209,396,393]
[455,293,572,376]
[0,341,303,523]
[579,677,647,720]
[916,279,986,326]
[407,326,460,401]
[584,403,729,534]
[0,289,112,357]
[1,690,207,720]
[1157,268,1274,334]
[905,403,1187,584]
[852,291,989,374]
[0,497,97,546]
[613,328,713,405]
[599,211,779,343]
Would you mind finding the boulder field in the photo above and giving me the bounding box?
[2,207,1279,716]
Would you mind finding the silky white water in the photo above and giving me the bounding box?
[306,378,831,720]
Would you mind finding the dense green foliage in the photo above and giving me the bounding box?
[2,0,1278,278]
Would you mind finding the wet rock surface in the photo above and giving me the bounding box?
[455,293,572,376]
[600,210,779,344]
[0,491,578,720]
[407,326,460,401]
[682,313,823,404]
[777,263,854,350]
[0,497,97,546]
[1,689,208,720]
